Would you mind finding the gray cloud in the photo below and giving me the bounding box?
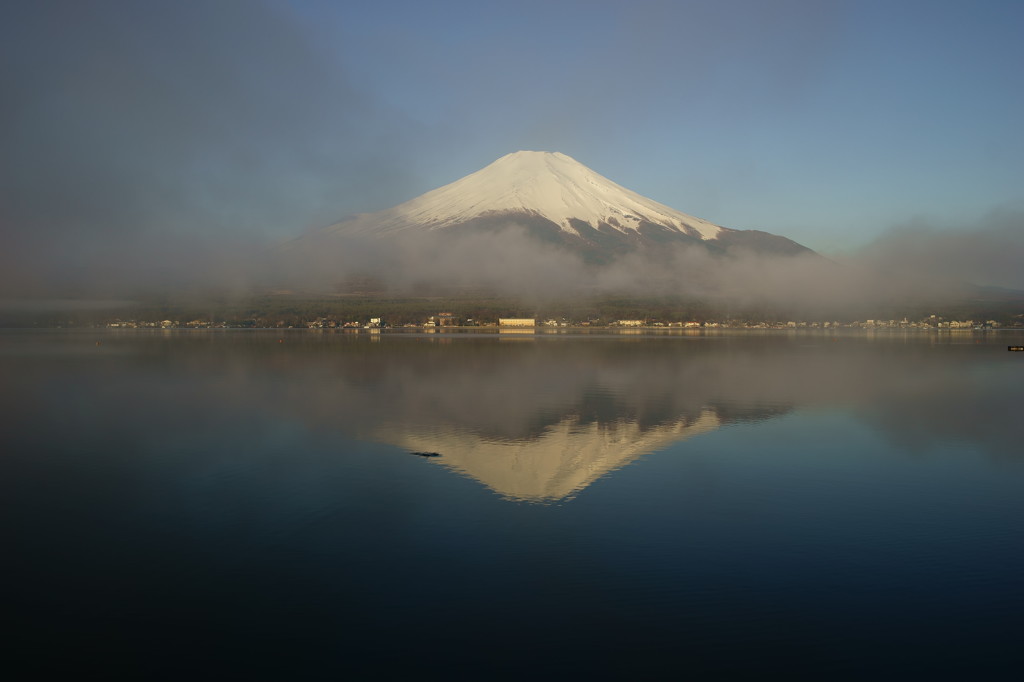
[852,208,1024,292]
[0,0,420,296]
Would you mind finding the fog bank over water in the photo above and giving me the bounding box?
[275,210,1024,313]
[3,212,1022,317]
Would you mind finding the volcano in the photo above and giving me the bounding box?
[297,151,814,262]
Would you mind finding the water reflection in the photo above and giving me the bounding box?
[386,411,724,501]
[2,330,1020,502]
[4,330,1023,679]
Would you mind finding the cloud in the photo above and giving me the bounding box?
[276,216,1006,316]
[851,208,1024,291]
[0,0,419,296]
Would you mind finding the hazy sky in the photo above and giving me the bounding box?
[2,0,1022,294]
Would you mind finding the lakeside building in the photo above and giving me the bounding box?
[499,318,536,327]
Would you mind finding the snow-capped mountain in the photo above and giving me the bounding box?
[298,150,813,259]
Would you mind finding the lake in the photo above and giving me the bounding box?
[3,329,1023,679]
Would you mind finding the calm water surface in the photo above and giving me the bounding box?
[3,330,1023,678]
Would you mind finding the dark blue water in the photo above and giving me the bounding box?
[3,330,1023,679]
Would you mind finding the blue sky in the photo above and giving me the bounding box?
[1,0,1022,293]
[290,0,1024,252]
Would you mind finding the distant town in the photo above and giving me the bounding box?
[101,312,1017,331]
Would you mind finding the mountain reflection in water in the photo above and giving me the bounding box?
[3,330,1018,502]
[390,411,726,501]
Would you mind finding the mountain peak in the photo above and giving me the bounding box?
[383,150,724,240]
[503,149,560,156]
[493,150,574,164]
